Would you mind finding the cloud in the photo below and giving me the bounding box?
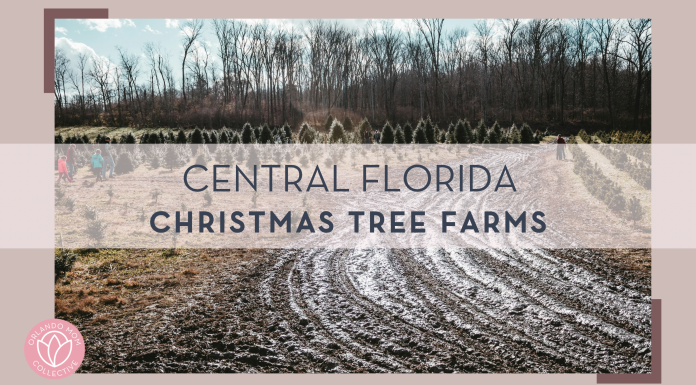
[55,37,98,59]
[143,25,162,35]
[392,19,414,33]
[363,19,416,35]
[54,37,115,75]
[55,27,68,35]
[165,19,179,28]
[231,19,297,32]
[78,19,136,33]
[189,40,216,62]
[179,25,193,36]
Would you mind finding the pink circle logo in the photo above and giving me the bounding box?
[24,319,85,379]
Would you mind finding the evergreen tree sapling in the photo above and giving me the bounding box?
[357,118,373,143]
[381,122,395,144]
[342,116,354,132]
[394,124,406,144]
[329,120,347,143]
[413,125,428,144]
[176,129,187,144]
[454,119,470,144]
[424,117,436,143]
[403,122,414,143]
[259,124,273,144]
[283,123,293,140]
[164,145,179,170]
[508,124,521,144]
[520,123,535,144]
[195,150,207,167]
[324,114,335,132]
[191,128,205,144]
[241,123,256,144]
[627,196,644,226]
[438,128,446,144]
[115,152,135,174]
[298,122,317,144]
[148,132,160,144]
[476,120,487,144]
[219,130,230,144]
[488,121,502,144]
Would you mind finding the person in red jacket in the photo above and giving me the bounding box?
[57,155,73,184]
[66,144,76,179]
[556,134,566,160]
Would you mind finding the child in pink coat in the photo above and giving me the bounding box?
[57,155,73,183]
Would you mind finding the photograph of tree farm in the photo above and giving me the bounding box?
[53,18,652,373]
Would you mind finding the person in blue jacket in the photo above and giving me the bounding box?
[91,149,104,182]
[102,137,116,179]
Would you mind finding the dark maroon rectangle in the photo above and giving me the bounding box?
[597,299,661,383]
[44,8,109,94]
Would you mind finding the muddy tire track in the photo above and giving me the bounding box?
[77,248,651,373]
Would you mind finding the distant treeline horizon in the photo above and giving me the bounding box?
[54,18,651,133]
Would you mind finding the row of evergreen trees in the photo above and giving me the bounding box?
[55,123,295,146]
[319,116,543,145]
[598,145,651,190]
[568,142,644,225]
[136,123,294,145]
[588,130,651,144]
[55,116,545,145]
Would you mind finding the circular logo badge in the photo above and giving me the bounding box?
[24,319,85,379]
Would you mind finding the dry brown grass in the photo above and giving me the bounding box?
[54,248,264,324]
[77,287,97,297]
[56,296,97,317]
[100,294,124,306]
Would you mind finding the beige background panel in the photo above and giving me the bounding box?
[1,0,695,384]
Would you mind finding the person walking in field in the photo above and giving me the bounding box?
[56,155,73,184]
[102,137,115,180]
[555,134,566,160]
[91,149,104,182]
[364,129,371,144]
[66,144,76,179]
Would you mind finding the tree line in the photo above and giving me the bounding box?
[54,18,651,133]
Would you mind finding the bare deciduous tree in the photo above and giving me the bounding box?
[180,19,205,107]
